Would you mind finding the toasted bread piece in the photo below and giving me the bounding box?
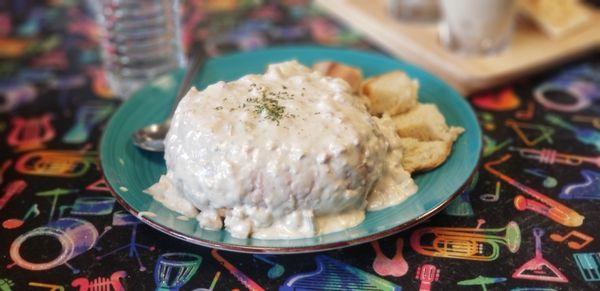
[519,0,590,38]
[392,103,464,142]
[313,61,363,93]
[399,137,453,173]
[360,71,418,116]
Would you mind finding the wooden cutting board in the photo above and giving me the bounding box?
[315,0,600,94]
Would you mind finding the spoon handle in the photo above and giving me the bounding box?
[254,254,276,266]
[170,44,206,117]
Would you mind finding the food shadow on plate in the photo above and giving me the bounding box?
[136,146,166,166]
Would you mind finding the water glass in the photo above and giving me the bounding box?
[438,0,517,56]
[87,0,186,99]
[386,0,440,23]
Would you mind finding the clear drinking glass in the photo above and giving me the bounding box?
[438,0,517,56]
[87,0,186,99]
[386,0,440,23]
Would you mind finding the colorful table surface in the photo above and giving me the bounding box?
[0,1,599,290]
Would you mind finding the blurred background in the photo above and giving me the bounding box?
[1,0,598,100]
[0,0,373,102]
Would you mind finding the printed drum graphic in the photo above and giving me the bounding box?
[9,217,98,271]
[154,253,202,291]
[534,65,600,113]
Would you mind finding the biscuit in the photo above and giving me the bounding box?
[313,61,364,93]
[392,103,464,142]
[399,137,453,173]
[360,71,418,116]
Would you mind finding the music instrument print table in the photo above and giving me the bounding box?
[0,1,599,290]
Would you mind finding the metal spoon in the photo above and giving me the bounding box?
[132,46,206,152]
[253,255,285,279]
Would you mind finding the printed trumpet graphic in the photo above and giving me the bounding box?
[510,147,600,168]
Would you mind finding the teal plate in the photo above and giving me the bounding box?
[100,46,482,253]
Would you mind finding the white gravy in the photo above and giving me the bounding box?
[145,61,417,239]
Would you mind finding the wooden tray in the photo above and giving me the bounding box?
[315,0,600,94]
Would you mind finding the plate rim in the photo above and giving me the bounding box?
[100,45,483,254]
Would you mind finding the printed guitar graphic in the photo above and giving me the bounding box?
[416,264,440,291]
[71,271,126,291]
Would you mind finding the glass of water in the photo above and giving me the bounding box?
[87,0,186,99]
[438,0,517,56]
[386,0,440,23]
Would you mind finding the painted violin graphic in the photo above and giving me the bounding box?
[71,271,126,291]
[7,113,55,151]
